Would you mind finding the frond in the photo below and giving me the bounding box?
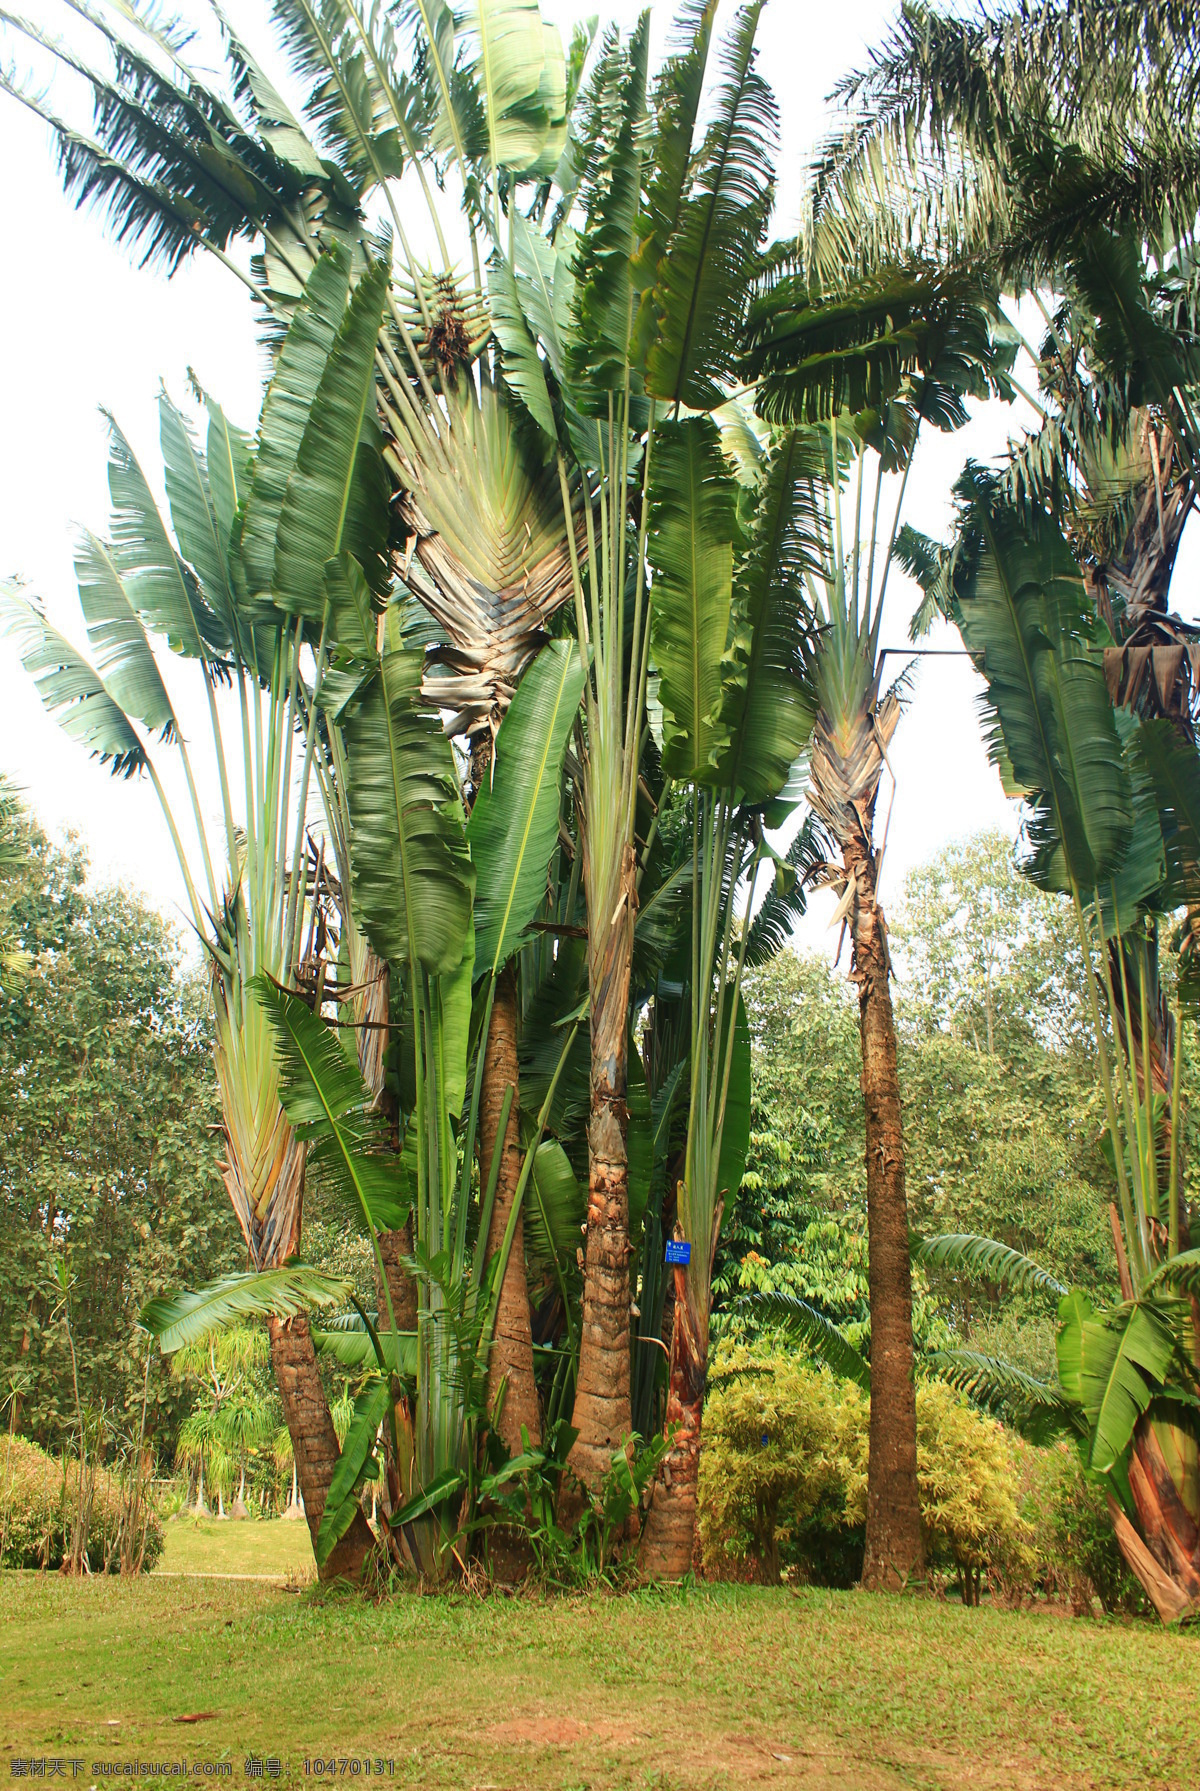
[140,1265,354,1353]
[915,1232,1068,1301]
[732,1290,871,1389]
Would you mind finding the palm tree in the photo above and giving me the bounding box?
[906,461,1200,1621]
[487,0,785,1503]
[3,0,601,1538]
[1,255,390,1577]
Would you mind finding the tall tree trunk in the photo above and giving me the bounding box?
[481,964,541,1452]
[268,1313,377,1581]
[376,1223,418,1331]
[845,839,925,1592]
[638,1247,704,1579]
[566,840,637,1506]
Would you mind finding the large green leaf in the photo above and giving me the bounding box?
[314,1326,418,1374]
[524,1135,584,1281]
[457,0,563,175]
[1,587,146,778]
[139,1265,353,1354]
[714,427,820,804]
[159,392,236,640]
[255,979,409,1233]
[565,17,650,408]
[952,465,1132,894]
[631,0,717,336]
[274,256,391,618]
[239,244,352,599]
[1056,1290,1180,1474]
[641,0,774,410]
[204,394,253,562]
[341,647,475,974]
[74,534,177,735]
[647,415,737,780]
[106,415,229,658]
[315,1373,392,1567]
[1135,719,1200,914]
[467,640,585,976]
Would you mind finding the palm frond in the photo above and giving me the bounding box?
[732,1290,871,1390]
[915,1232,1068,1301]
[140,1265,353,1354]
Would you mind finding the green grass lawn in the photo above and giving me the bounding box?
[155,1516,316,1581]
[2,1570,1197,1790]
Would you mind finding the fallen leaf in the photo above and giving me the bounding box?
[173,1714,220,1725]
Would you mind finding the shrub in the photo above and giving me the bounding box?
[698,1351,1033,1600]
[697,1348,843,1582]
[0,1436,165,1573]
[1012,1439,1144,1615]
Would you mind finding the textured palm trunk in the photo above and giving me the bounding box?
[638,1255,705,1578]
[481,965,541,1451]
[268,1313,377,1581]
[844,838,925,1592]
[215,983,376,1583]
[565,839,638,1506]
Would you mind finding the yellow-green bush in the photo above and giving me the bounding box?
[698,1350,1033,1599]
[0,1436,165,1573]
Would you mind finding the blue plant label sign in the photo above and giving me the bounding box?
[664,1239,691,1266]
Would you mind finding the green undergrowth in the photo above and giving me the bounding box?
[1,1573,1196,1789]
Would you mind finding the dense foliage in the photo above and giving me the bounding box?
[0,814,242,1454]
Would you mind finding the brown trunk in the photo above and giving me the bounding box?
[481,965,541,1453]
[376,1222,418,1332]
[846,840,925,1592]
[565,840,637,1507]
[638,1260,704,1579]
[268,1313,377,1582]
[1106,1491,1195,1624]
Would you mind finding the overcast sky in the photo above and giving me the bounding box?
[0,0,1031,961]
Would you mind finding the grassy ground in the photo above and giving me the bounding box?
[155,1516,315,1581]
[2,1570,1197,1790]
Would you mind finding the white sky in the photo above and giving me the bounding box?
[0,0,1034,959]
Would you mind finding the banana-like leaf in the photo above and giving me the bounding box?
[641,0,775,410]
[565,16,650,408]
[274,256,391,617]
[341,648,476,974]
[314,1327,419,1374]
[106,415,229,658]
[388,1466,466,1528]
[733,1290,872,1390]
[714,427,821,804]
[204,394,253,562]
[524,1135,584,1280]
[74,534,177,735]
[488,249,558,448]
[159,392,236,640]
[457,0,564,175]
[916,1232,1068,1301]
[255,979,410,1232]
[324,552,379,660]
[952,464,1133,895]
[140,1265,353,1354]
[1056,1290,1180,1473]
[1,587,146,778]
[240,244,352,599]
[1135,719,1200,914]
[647,415,737,780]
[467,639,585,976]
[631,0,717,343]
[315,1373,392,1567]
